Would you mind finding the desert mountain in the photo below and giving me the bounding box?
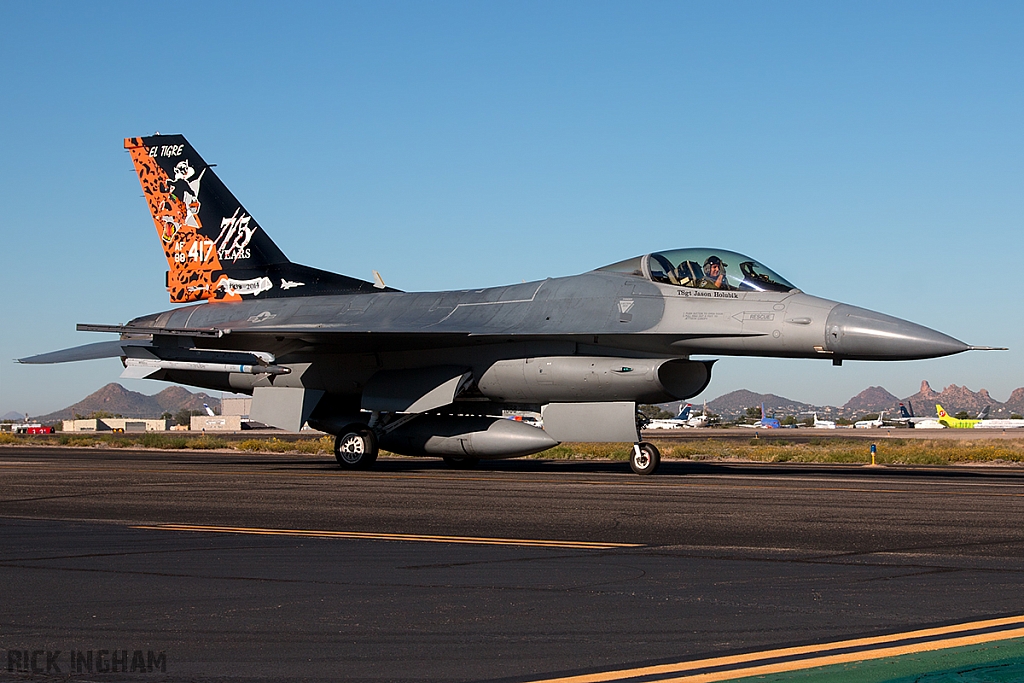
[901,381,1010,417]
[34,383,221,423]
[30,378,1024,425]
[843,386,899,414]
[697,380,1023,419]
[706,390,815,417]
[1002,388,1024,416]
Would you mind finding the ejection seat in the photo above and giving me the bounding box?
[672,261,704,288]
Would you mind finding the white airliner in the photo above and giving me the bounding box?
[895,401,945,428]
[811,413,836,429]
[853,411,885,429]
[974,418,1024,429]
[898,401,1023,429]
[645,403,712,429]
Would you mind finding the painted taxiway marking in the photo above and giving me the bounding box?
[131,523,642,550]
[529,614,1024,682]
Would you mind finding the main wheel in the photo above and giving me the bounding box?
[442,456,480,469]
[630,442,660,475]
[334,429,379,469]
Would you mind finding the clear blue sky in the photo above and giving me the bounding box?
[1,1,1021,417]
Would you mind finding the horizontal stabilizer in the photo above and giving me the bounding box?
[18,339,153,364]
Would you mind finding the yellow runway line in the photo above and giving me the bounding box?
[131,523,643,550]
[528,615,1024,683]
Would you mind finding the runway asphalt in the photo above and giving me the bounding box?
[3,445,1024,681]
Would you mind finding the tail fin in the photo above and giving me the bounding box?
[936,404,947,418]
[678,404,692,419]
[125,134,390,303]
[979,405,991,419]
[899,403,911,419]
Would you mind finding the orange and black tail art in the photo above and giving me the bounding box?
[125,134,386,304]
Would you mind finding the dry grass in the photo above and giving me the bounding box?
[3,432,1024,466]
[236,436,334,454]
[531,442,635,460]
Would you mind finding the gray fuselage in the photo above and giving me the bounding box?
[124,270,967,405]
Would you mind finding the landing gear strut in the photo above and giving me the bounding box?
[630,442,660,475]
[334,429,379,469]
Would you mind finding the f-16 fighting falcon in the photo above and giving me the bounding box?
[20,135,1005,474]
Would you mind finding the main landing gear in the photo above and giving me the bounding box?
[630,442,660,475]
[334,429,379,469]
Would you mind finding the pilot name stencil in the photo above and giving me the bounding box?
[677,290,739,299]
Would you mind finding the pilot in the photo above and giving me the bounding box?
[702,255,727,289]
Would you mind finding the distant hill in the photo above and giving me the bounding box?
[844,386,900,414]
[34,383,221,423]
[2,411,26,422]
[1002,388,1024,416]
[706,390,815,418]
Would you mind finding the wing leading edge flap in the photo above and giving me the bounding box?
[361,366,472,413]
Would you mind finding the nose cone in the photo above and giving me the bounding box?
[825,304,968,360]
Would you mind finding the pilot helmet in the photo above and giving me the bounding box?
[703,255,727,276]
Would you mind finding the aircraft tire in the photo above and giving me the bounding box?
[630,442,660,475]
[334,429,379,469]
[442,456,480,469]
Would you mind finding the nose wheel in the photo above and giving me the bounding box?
[630,442,661,475]
[334,429,379,469]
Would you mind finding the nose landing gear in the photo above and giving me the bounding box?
[630,442,661,475]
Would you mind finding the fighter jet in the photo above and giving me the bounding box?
[19,134,1005,474]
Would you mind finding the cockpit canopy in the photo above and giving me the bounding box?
[597,248,797,293]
